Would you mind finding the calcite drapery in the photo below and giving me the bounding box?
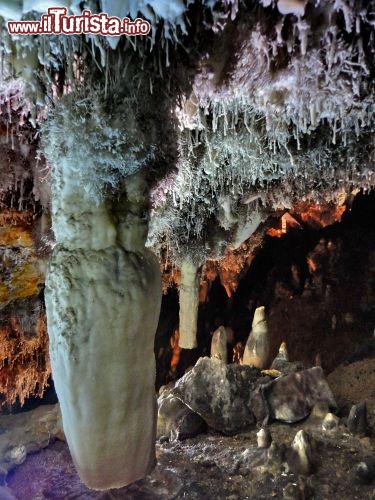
[45,160,161,489]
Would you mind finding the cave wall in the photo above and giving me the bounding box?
[0,130,51,409]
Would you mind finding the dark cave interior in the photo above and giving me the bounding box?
[155,189,375,389]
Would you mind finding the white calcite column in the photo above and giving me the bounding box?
[178,257,200,349]
[45,161,161,490]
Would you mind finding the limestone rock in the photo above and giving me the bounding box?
[283,478,314,500]
[262,366,338,423]
[271,342,304,374]
[210,326,228,363]
[173,357,268,434]
[242,306,276,370]
[4,445,26,466]
[347,401,368,436]
[355,457,375,484]
[0,404,64,474]
[310,401,330,419]
[157,393,206,441]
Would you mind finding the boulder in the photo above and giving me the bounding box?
[173,357,269,434]
[262,366,337,423]
[157,393,206,441]
[0,404,64,474]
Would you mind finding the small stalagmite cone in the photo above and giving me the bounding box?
[322,412,340,431]
[210,326,228,363]
[288,430,315,475]
[242,306,272,369]
[257,427,272,449]
[270,341,289,370]
[278,341,289,362]
[347,401,368,436]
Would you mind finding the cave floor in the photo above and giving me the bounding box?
[4,357,375,500]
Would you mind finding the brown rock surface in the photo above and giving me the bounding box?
[328,357,375,429]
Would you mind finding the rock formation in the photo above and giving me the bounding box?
[43,95,162,489]
[210,325,228,363]
[242,306,277,369]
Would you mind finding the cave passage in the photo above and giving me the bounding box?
[155,189,375,386]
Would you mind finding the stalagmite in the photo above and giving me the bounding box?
[288,430,316,475]
[178,257,200,349]
[45,157,161,489]
[210,325,228,363]
[257,427,272,449]
[242,306,274,369]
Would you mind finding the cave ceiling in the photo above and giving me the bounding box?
[0,0,374,266]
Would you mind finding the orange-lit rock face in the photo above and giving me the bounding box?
[199,238,259,300]
[266,203,346,238]
[0,210,45,307]
[293,203,346,229]
[169,329,182,378]
[0,300,50,407]
[0,209,49,407]
[267,213,302,238]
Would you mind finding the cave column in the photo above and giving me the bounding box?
[178,256,201,349]
[45,156,161,489]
